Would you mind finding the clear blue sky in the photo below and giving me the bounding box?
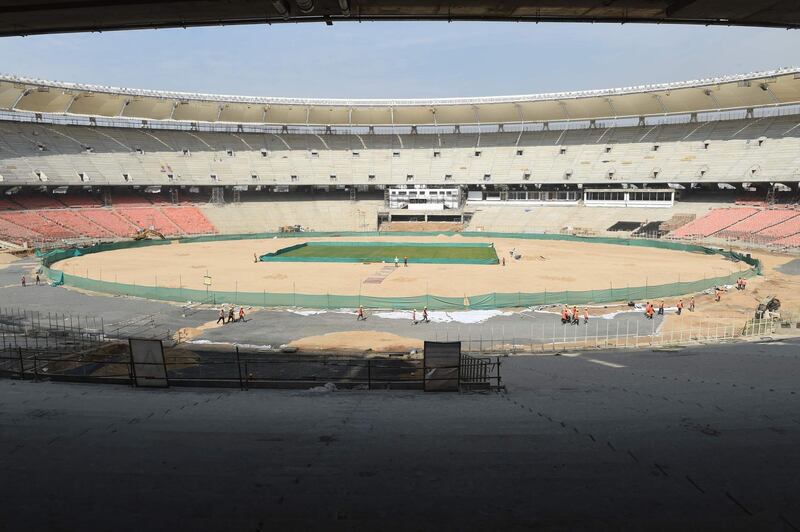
[0,22,798,98]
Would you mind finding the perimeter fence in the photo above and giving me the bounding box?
[431,316,794,355]
[1,316,795,391]
[0,345,502,391]
[37,231,761,310]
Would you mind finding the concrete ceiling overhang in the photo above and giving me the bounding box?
[0,0,799,37]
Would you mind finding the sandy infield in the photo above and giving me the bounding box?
[53,235,744,298]
[659,251,800,334]
[0,252,18,268]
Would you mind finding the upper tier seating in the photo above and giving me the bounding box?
[669,208,760,238]
[3,114,800,187]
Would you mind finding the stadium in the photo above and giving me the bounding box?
[1,69,798,322]
[2,3,800,531]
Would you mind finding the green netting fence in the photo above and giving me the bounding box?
[37,232,761,311]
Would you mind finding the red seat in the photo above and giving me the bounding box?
[80,208,139,237]
[116,207,183,236]
[39,210,115,238]
[59,194,104,208]
[670,208,760,238]
[162,206,216,234]
[0,211,76,239]
[718,209,799,238]
[772,233,800,247]
[11,194,65,210]
[757,214,800,238]
[0,197,21,210]
[0,216,43,244]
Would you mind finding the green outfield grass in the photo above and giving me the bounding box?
[259,241,499,264]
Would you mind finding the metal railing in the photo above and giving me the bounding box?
[0,307,174,352]
[460,353,502,390]
[432,316,796,355]
[0,345,502,391]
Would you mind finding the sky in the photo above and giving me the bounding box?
[0,22,798,99]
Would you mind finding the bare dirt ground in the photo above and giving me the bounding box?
[53,235,739,298]
[660,251,800,336]
[288,330,424,353]
[0,252,18,268]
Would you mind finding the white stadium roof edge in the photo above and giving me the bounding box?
[2,68,800,128]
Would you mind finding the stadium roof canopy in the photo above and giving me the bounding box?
[0,0,799,36]
[2,69,800,127]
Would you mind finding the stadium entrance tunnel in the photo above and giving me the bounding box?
[38,231,761,311]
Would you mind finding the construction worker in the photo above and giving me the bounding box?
[412,309,418,325]
[216,308,225,324]
[583,307,589,325]
[228,307,235,323]
[356,305,366,321]
[404,256,408,267]
[422,306,429,323]
[21,275,26,287]
[689,297,695,312]
[238,307,246,323]
[35,274,40,285]
[394,256,399,268]
[561,306,569,324]
[715,289,722,302]
[657,300,664,315]
[646,304,654,320]
[741,278,747,290]
[677,299,683,316]
[572,306,579,325]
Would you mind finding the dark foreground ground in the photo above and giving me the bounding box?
[2,338,799,531]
